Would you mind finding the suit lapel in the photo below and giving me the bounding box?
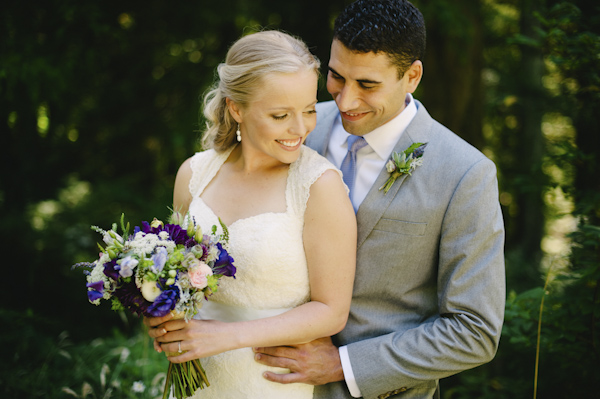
[308,100,434,249]
[356,102,433,248]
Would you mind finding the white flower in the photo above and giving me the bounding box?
[411,157,424,170]
[120,347,130,363]
[385,159,396,173]
[140,278,162,302]
[98,252,110,265]
[177,283,191,303]
[88,263,105,283]
[158,231,169,240]
[127,233,176,259]
[118,256,138,278]
[103,230,123,246]
[132,381,146,393]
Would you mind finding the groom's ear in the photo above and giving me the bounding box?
[406,60,423,93]
[226,97,243,123]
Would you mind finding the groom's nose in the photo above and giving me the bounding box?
[335,84,361,112]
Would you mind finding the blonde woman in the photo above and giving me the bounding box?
[145,30,356,399]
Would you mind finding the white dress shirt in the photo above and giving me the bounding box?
[326,94,417,211]
[326,94,418,397]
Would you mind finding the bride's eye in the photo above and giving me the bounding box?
[272,114,288,120]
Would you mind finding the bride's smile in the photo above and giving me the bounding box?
[275,137,303,151]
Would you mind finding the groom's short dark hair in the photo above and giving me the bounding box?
[333,0,426,78]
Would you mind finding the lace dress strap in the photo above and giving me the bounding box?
[188,146,236,198]
[287,145,346,217]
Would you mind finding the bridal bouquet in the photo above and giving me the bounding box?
[74,211,236,399]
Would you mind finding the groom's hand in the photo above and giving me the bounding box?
[253,337,344,385]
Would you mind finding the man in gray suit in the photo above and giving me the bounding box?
[254,1,505,398]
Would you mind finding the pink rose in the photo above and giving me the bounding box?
[188,262,213,289]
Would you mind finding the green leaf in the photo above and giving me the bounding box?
[402,142,425,156]
[119,213,130,240]
[218,217,229,243]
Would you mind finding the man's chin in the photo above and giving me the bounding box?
[341,119,371,136]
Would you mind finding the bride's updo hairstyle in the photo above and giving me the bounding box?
[201,30,320,151]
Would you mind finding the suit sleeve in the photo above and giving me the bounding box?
[346,158,506,399]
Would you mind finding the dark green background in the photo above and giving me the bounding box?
[2,0,599,397]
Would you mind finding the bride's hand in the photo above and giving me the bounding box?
[152,318,235,363]
[144,313,175,353]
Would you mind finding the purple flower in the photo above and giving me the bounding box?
[212,243,236,277]
[86,281,104,302]
[113,280,151,317]
[146,287,180,317]
[103,259,120,281]
[412,143,427,158]
[184,237,198,248]
[140,221,154,234]
[164,224,191,245]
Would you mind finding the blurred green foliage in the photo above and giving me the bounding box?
[1,0,599,398]
[1,308,167,398]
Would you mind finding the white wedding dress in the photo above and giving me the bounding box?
[185,144,344,399]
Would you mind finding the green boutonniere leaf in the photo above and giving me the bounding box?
[379,142,428,194]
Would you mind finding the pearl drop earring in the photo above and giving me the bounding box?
[236,124,242,142]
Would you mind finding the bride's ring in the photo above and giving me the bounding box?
[178,341,182,354]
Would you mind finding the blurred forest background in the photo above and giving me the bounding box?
[1,0,599,398]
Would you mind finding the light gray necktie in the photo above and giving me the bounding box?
[340,135,368,212]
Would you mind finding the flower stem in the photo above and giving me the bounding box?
[163,361,173,399]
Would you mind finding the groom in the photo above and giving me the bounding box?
[254,1,506,398]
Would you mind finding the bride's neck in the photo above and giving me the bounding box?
[227,144,287,175]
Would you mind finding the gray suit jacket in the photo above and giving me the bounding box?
[307,101,505,399]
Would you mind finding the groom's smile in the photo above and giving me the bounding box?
[340,110,370,122]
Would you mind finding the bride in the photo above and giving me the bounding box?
[145,30,357,398]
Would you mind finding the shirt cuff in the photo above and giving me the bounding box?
[339,345,362,398]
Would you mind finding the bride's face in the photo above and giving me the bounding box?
[233,68,318,165]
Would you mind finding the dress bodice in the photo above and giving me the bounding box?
[184,144,344,399]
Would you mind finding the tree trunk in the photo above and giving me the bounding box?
[514,0,546,265]
[417,0,485,149]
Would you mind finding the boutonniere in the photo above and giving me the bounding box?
[379,142,427,194]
